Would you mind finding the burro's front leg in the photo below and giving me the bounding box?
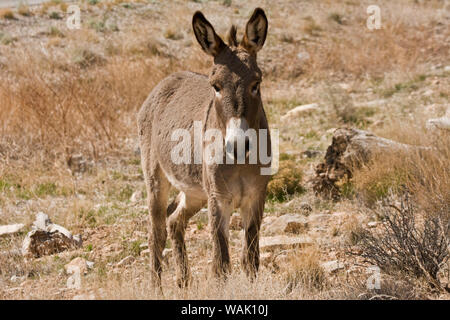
[208,196,232,278]
[240,194,265,279]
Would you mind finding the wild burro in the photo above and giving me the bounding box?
[138,8,271,288]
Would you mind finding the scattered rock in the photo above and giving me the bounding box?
[260,235,313,252]
[130,190,143,203]
[229,213,242,230]
[22,213,82,258]
[321,260,345,273]
[426,116,450,131]
[0,224,24,237]
[260,252,273,266]
[281,103,319,121]
[267,214,308,235]
[297,51,310,61]
[162,248,172,263]
[65,257,89,275]
[367,221,378,228]
[140,249,150,257]
[313,128,426,199]
[116,255,135,267]
[139,242,148,249]
[34,212,51,230]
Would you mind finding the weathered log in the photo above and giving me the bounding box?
[312,128,420,199]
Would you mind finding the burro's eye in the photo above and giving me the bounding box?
[251,82,260,95]
[213,84,221,93]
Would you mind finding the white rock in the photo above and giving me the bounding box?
[367,221,378,228]
[0,224,24,237]
[423,89,433,97]
[116,255,135,267]
[259,235,313,252]
[266,214,308,235]
[281,103,319,121]
[65,257,88,275]
[321,260,344,273]
[444,66,450,72]
[33,212,51,230]
[297,51,310,61]
[22,213,82,258]
[426,117,450,131]
[130,190,143,203]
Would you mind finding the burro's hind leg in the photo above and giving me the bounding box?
[143,161,170,289]
[240,193,265,279]
[168,192,205,288]
[208,196,233,278]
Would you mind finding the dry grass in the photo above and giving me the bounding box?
[0,9,15,20]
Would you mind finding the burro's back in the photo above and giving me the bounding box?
[137,8,272,290]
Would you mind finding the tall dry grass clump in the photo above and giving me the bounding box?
[0,50,173,165]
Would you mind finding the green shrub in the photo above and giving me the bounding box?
[267,160,305,202]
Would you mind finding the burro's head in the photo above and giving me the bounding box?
[192,8,268,159]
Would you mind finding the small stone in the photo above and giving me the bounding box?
[65,257,88,275]
[267,214,308,235]
[321,260,344,273]
[34,212,51,230]
[260,235,313,252]
[117,255,135,267]
[297,51,310,61]
[260,252,273,266]
[162,248,172,259]
[130,190,143,203]
[140,249,150,257]
[281,103,319,121]
[0,224,24,237]
[423,89,433,97]
[427,117,450,131]
[367,221,378,228]
[139,242,148,249]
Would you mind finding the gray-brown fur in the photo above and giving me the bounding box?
[137,8,271,289]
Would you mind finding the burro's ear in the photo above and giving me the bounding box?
[192,11,226,57]
[241,8,268,55]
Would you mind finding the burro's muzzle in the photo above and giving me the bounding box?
[225,117,256,164]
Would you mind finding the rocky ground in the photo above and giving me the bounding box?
[0,0,449,299]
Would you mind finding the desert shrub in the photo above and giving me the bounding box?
[359,194,449,291]
[356,167,410,206]
[18,4,32,17]
[267,160,305,202]
[0,9,15,20]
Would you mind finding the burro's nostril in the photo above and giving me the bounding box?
[227,136,250,163]
[244,136,250,155]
